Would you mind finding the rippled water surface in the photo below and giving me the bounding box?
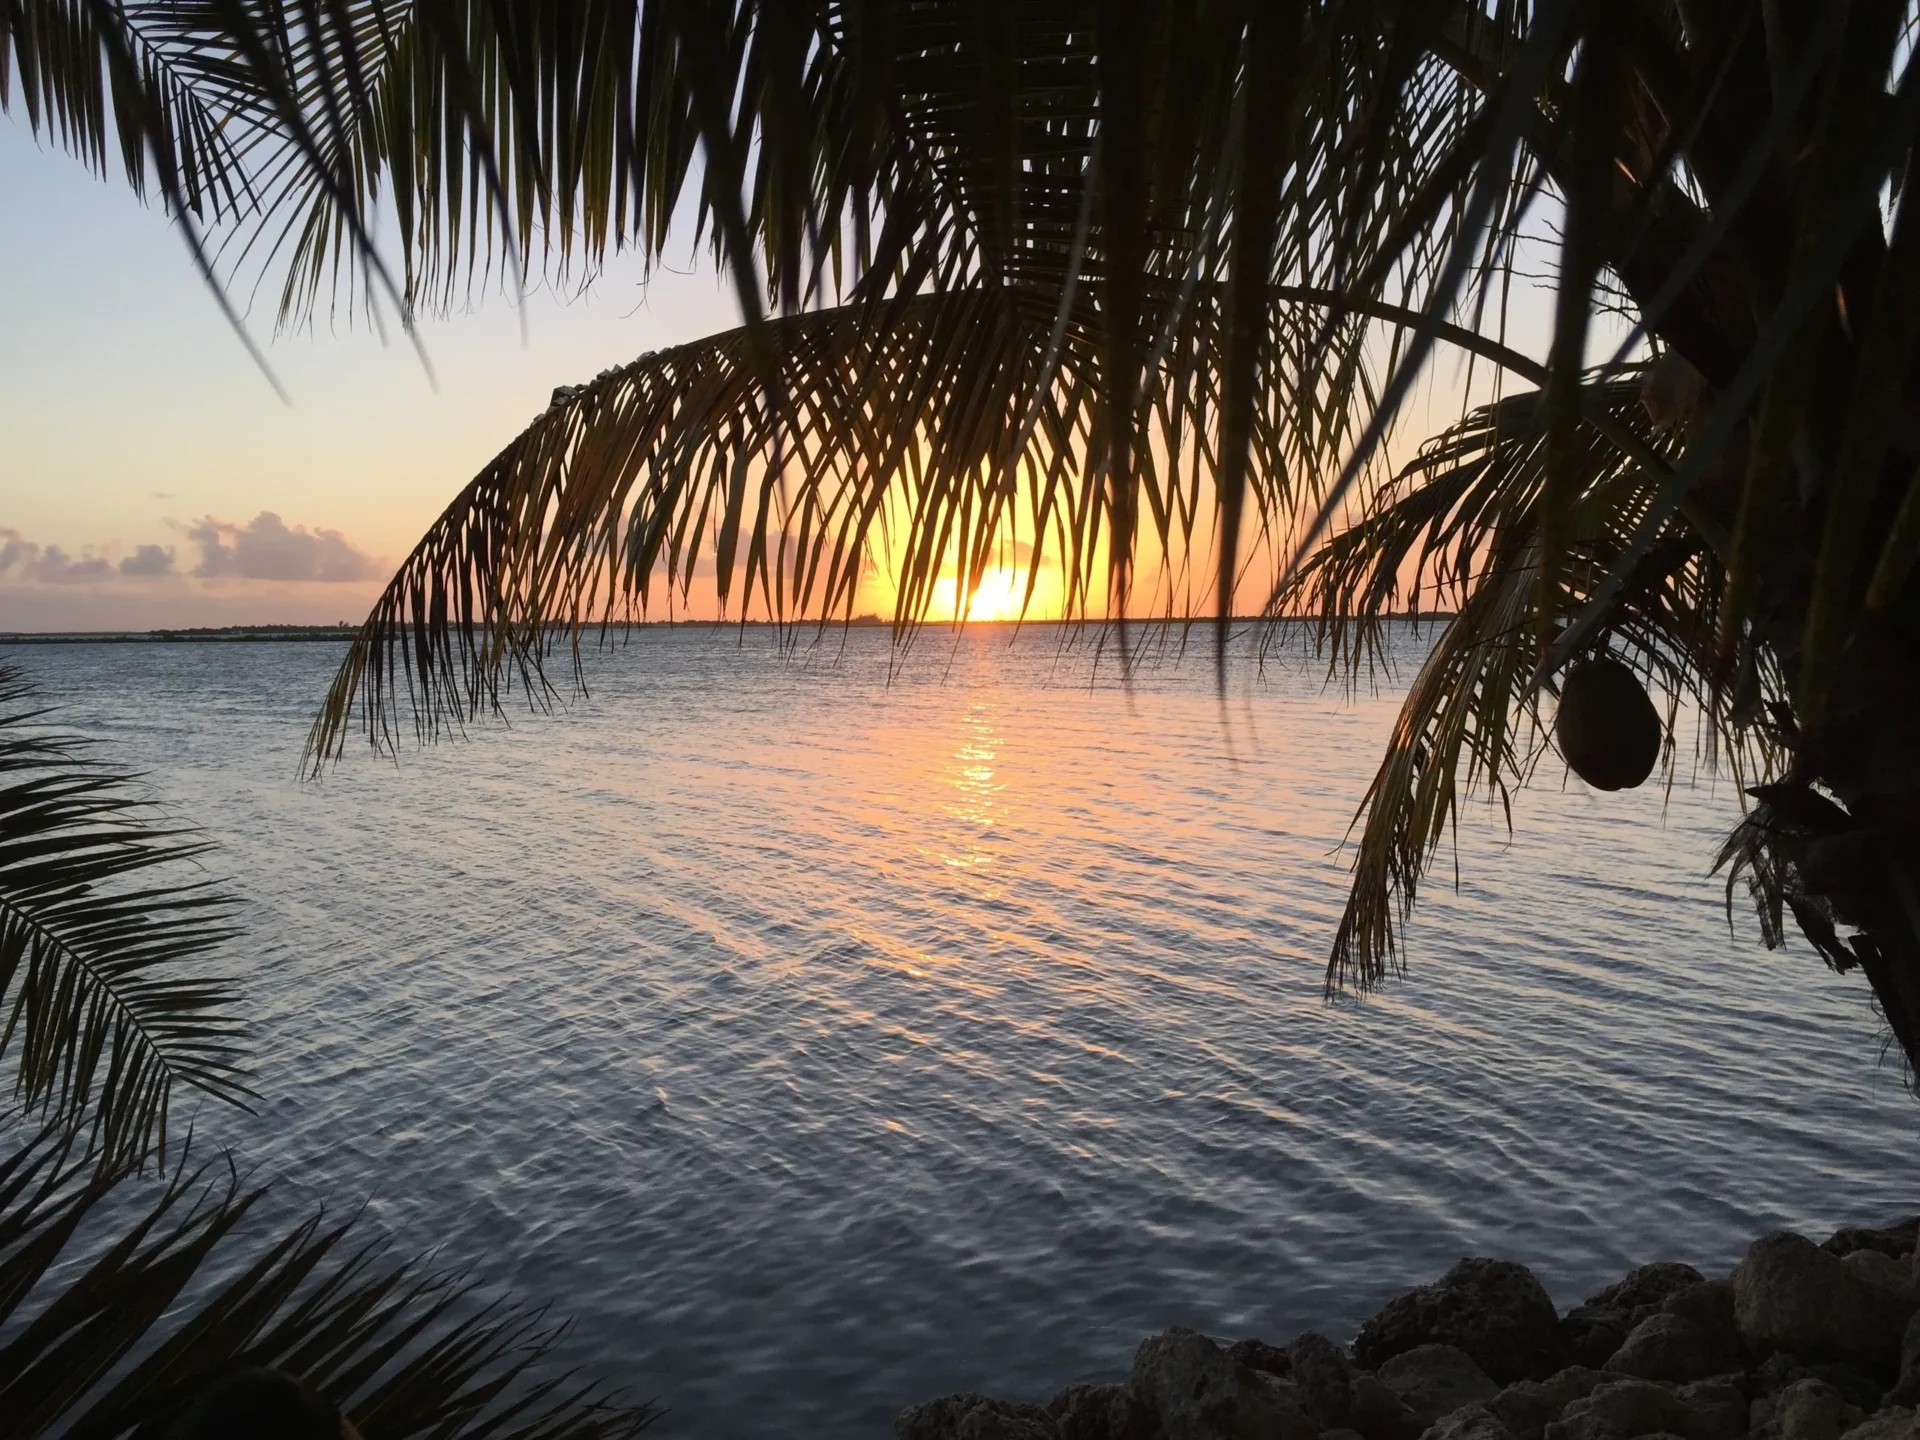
[13,627,1916,1436]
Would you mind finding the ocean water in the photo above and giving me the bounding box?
[10,625,1915,1436]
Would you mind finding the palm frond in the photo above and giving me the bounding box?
[21,2,1920,1048]
[1280,375,1778,988]
[0,665,249,1172]
[0,1110,656,1438]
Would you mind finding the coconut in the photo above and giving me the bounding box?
[1555,657,1662,791]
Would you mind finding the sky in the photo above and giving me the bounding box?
[0,120,740,631]
[1,114,1579,633]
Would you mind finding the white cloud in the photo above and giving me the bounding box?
[0,529,118,583]
[119,544,176,577]
[187,512,382,583]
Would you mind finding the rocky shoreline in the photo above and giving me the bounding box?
[898,1221,1920,1440]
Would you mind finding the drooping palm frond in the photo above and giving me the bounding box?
[0,1,270,224]
[0,665,249,1173]
[0,1109,656,1438]
[300,271,1577,773]
[0,662,654,1436]
[1279,374,1782,989]
[22,3,1920,1057]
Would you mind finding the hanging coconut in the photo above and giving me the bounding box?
[1555,656,1662,791]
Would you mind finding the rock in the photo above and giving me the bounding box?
[1604,1314,1738,1383]
[1888,1315,1920,1406]
[1675,1379,1747,1440]
[1226,1338,1293,1378]
[1752,1356,1883,1412]
[1544,1376,1743,1440]
[1350,1371,1426,1440]
[1548,1377,1694,1440]
[1422,1405,1516,1440]
[1822,1222,1919,1262]
[897,1394,1060,1440]
[1659,1283,1738,1346]
[1323,1430,1368,1440]
[1844,1250,1915,1300]
[1487,1368,1606,1440]
[1375,1345,1500,1426]
[1046,1382,1154,1440]
[1131,1327,1318,1440]
[1758,1379,1863,1440]
[1586,1267,1710,1326]
[1732,1232,1917,1372]
[1290,1332,1357,1429]
[1355,1260,1568,1382]
[1839,1408,1919,1440]
[1562,1309,1632,1371]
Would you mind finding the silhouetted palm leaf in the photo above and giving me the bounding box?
[0,665,248,1172]
[0,1111,655,1438]
[0,664,654,1436]
[16,3,1920,1065]
[1280,374,1781,987]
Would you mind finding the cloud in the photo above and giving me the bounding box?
[188,512,381,583]
[119,544,176,577]
[0,529,117,584]
[37,546,114,583]
[0,530,32,575]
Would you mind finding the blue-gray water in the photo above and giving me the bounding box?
[12,626,1915,1436]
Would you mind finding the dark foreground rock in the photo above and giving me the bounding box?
[896,1222,1920,1440]
[1354,1259,1568,1383]
[1732,1233,1916,1372]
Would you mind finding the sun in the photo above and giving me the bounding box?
[929,565,1029,622]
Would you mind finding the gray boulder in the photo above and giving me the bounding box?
[1845,1250,1916,1301]
[1350,1371,1427,1440]
[1752,1355,1884,1412]
[1587,1267,1710,1325]
[1732,1232,1918,1372]
[1046,1382,1155,1440]
[1376,1344,1500,1426]
[1658,1283,1738,1348]
[1562,1310,1632,1372]
[1355,1260,1568,1382]
[1131,1327,1318,1440]
[1674,1379,1747,1440]
[1750,1378,1865,1440]
[1227,1338,1294,1378]
[1291,1332,1357,1429]
[1839,1408,1919,1440]
[1889,1314,1920,1406]
[1822,1222,1919,1262]
[896,1394,1060,1440]
[1547,1378,1694,1440]
[1543,1376,1742,1440]
[1603,1313,1739,1384]
[1562,1266,1709,1372]
[1487,1369,1607,1440]
[1421,1406,1516,1440]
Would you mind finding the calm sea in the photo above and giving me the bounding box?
[12,625,1914,1437]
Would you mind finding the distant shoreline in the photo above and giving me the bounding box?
[0,615,1454,645]
[0,626,363,645]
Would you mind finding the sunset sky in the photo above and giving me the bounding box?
[1,117,1570,633]
[0,120,741,630]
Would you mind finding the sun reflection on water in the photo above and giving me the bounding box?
[935,702,1003,870]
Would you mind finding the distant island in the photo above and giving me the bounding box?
[0,624,364,644]
[0,614,1456,646]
